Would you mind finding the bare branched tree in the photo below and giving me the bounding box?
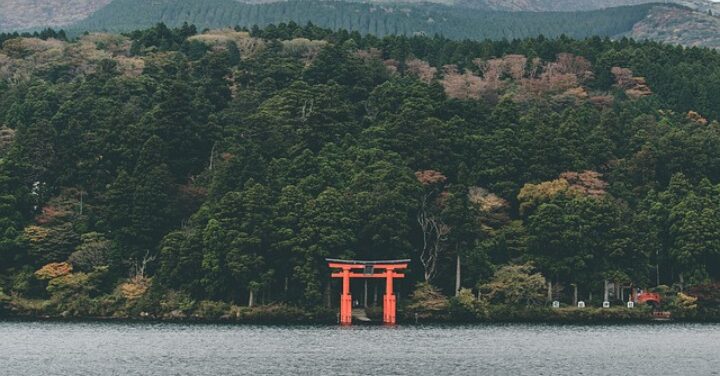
[130,250,156,281]
[415,170,450,282]
[417,195,450,282]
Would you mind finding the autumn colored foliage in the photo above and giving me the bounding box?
[35,262,73,280]
[415,170,448,186]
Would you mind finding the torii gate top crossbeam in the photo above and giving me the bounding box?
[326,258,410,266]
[327,259,409,272]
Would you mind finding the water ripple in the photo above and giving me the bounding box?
[1,321,719,375]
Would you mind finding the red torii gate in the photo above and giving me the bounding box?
[327,258,409,325]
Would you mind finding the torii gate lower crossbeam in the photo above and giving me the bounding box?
[327,259,409,325]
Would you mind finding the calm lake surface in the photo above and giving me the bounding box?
[2,321,719,375]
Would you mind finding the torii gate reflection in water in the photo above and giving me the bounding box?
[327,259,410,325]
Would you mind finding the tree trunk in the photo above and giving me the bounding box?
[455,253,461,296]
[283,277,289,301]
[363,279,368,307]
[573,284,578,306]
[209,142,217,171]
[671,265,674,285]
[325,282,332,309]
[604,280,609,302]
[547,281,553,302]
[373,284,378,307]
[656,250,660,287]
[248,290,255,308]
[679,273,684,292]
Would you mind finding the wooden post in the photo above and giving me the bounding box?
[455,254,461,297]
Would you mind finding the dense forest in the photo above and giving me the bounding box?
[1,22,720,320]
[65,0,658,40]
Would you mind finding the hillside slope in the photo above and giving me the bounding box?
[4,0,720,48]
[234,0,716,12]
[629,5,720,48]
[67,0,655,40]
[2,0,718,32]
[0,0,111,31]
[456,0,658,11]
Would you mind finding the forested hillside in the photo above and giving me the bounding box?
[67,0,656,40]
[1,23,720,319]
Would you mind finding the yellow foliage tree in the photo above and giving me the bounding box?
[24,225,50,243]
[517,178,571,215]
[518,171,607,215]
[676,292,698,311]
[35,262,73,280]
[119,278,151,300]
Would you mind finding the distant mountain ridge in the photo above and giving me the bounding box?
[2,0,720,49]
[65,0,657,41]
[0,0,681,31]
[3,0,719,33]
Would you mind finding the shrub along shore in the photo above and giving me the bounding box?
[3,304,719,325]
[3,287,719,324]
[2,264,718,324]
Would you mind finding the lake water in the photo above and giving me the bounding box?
[2,321,719,375]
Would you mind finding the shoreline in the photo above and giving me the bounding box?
[3,310,719,325]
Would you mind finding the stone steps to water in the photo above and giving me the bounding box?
[352,308,371,322]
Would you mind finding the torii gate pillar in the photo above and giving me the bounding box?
[383,268,396,324]
[340,267,352,324]
[327,259,409,325]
